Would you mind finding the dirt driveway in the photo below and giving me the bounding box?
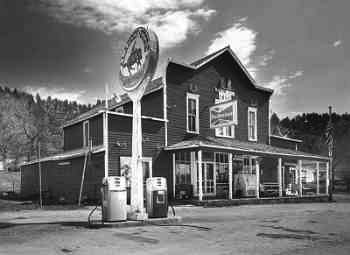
[1,196,350,255]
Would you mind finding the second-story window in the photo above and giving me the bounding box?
[186,93,199,133]
[83,120,90,147]
[248,107,257,141]
[215,89,235,138]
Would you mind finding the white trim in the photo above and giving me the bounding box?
[248,107,257,142]
[256,159,260,198]
[103,112,109,178]
[106,110,168,122]
[163,65,168,147]
[278,158,283,197]
[270,135,303,143]
[198,150,203,201]
[164,143,330,161]
[228,153,233,200]
[83,120,89,147]
[297,160,303,197]
[326,161,330,195]
[186,93,200,134]
[172,153,176,199]
[62,111,103,128]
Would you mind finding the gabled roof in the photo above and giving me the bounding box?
[63,77,163,128]
[164,136,329,161]
[170,46,273,94]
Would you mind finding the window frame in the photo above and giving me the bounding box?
[248,107,257,142]
[186,93,200,134]
[83,120,90,147]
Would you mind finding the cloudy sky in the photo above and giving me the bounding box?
[0,0,349,117]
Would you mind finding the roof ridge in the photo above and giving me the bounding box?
[190,46,230,67]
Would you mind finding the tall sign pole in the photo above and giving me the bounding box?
[119,27,159,220]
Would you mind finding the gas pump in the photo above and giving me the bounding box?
[146,177,168,218]
[101,176,127,222]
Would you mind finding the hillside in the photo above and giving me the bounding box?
[0,86,98,169]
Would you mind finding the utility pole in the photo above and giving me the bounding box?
[38,142,43,208]
[328,106,334,201]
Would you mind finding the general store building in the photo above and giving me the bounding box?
[21,46,330,203]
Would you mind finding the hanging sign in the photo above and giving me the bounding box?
[210,100,237,128]
[119,27,159,93]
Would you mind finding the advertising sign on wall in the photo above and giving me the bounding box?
[210,100,237,128]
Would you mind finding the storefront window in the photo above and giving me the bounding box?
[215,152,229,183]
[242,156,256,174]
[175,151,191,184]
[318,162,328,194]
[301,167,317,195]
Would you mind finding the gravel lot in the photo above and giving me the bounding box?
[1,195,350,255]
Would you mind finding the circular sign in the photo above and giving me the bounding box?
[119,27,159,92]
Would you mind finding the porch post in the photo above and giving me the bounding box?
[228,153,233,200]
[172,153,176,199]
[198,150,203,201]
[255,158,260,199]
[190,151,197,195]
[278,158,283,197]
[316,161,320,195]
[297,159,303,197]
[326,161,330,195]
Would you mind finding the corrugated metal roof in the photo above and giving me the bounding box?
[164,136,329,161]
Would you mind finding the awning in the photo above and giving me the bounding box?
[164,136,329,161]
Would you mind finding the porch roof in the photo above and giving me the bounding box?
[20,145,105,167]
[164,137,329,161]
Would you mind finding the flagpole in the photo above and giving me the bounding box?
[328,106,334,201]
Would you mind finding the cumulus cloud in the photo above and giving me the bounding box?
[38,0,215,49]
[333,40,342,47]
[263,70,304,96]
[24,86,86,102]
[207,22,257,66]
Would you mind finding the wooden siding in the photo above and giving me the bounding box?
[113,89,164,119]
[64,122,83,151]
[89,114,104,146]
[166,52,271,146]
[107,114,165,176]
[63,114,103,151]
[21,152,105,202]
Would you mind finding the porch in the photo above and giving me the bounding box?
[164,137,330,201]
